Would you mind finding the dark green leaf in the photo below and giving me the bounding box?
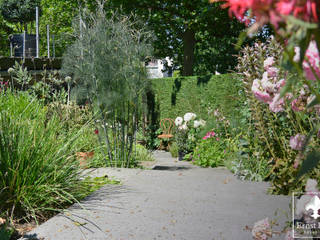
[298,150,320,178]
[307,96,320,108]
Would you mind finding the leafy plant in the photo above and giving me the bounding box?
[192,136,225,168]
[0,91,89,223]
[0,0,41,28]
[169,142,179,158]
[62,6,153,168]
[132,144,155,163]
[8,61,69,104]
[236,38,319,194]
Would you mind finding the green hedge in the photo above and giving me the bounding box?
[0,57,62,71]
[149,74,244,121]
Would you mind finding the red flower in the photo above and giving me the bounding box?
[94,129,99,135]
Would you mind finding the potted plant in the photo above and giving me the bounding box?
[174,112,206,161]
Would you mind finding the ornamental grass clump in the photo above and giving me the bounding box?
[62,4,153,168]
[0,91,87,223]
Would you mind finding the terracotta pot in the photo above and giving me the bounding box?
[76,151,94,168]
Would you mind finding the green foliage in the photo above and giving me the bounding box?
[169,142,179,158]
[0,224,13,240]
[79,176,120,198]
[8,61,69,103]
[192,137,225,168]
[0,0,41,25]
[225,135,271,182]
[149,74,244,122]
[174,128,189,152]
[0,91,87,222]
[236,38,320,194]
[132,144,155,163]
[62,7,153,168]
[108,0,245,75]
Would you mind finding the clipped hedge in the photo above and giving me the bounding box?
[149,74,244,121]
[0,57,62,71]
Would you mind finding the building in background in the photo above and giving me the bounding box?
[146,57,173,78]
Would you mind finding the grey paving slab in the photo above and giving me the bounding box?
[21,151,291,240]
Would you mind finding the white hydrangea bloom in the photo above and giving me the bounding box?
[175,117,183,126]
[184,112,196,122]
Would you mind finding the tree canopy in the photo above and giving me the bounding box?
[0,0,41,25]
[108,0,246,75]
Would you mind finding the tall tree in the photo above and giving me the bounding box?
[0,0,41,32]
[108,0,245,75]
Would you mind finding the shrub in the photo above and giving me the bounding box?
[62,6,152,168]
[0,91,88,222]
[236,38,320,194]
[192,135,226,168]
[149,74,243,122]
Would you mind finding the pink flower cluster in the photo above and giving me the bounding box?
[251,56,286,112]
[301,40,320,81]
[203,131,216,140]
[217,0,319,28]
[289,133,306,150]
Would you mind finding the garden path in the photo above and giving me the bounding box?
[22,151,291,240]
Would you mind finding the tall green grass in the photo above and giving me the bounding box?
[0,91,87,222]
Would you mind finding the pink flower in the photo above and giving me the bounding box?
[289,134,306,150]
[261,73,276,93]
[269,94,284,112]
[291,97,305,112]
[293,46,300,62]
[264,57,274,69]
[293,158,300,169]
[252,79,273,103]
[221,0,319,31]
[216,137,220,141]
[275,78,286,89]
[221,0,252,23]
[276,1,294,15]
[266,67,279,77]
[203,131,216,140]
[303,40,320,81]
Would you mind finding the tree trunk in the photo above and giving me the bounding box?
[182,28,196,76]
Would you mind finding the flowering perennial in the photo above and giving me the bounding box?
[289,133,306,150]
[251,56,286,112]
[203,131,216,140]
[211,0,319,28]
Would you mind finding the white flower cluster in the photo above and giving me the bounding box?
[174,112,206,130]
